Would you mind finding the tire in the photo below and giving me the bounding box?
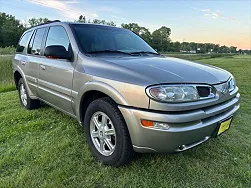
[18,78,40,110]
[84,97,135,166]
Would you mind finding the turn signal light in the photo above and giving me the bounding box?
[141,120,154,127]
[141,119,170,130]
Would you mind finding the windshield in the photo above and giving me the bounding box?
[70,24,156,54]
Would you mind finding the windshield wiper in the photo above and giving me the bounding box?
[130,51,160,56]
[87,50,132,55]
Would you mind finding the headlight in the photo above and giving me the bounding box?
[228,77,236,92]
[146,85,215,103]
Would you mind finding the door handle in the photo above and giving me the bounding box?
[40,65,46,70]
[21,61,26,66]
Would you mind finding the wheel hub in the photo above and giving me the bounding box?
[20,84,27,106]
[90,111,116,156]
[99,130,104,137]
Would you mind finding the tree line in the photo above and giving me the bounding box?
[0,12,250,54]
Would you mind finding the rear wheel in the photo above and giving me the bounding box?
[18,78,40,110]
[84,97,135,166]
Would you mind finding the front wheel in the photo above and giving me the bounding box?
[84,97,135,166]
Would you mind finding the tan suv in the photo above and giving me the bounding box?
[13,21,240,166]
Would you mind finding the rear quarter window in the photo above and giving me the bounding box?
[16,31,32,53]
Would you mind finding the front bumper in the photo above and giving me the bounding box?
[119,93,240,153]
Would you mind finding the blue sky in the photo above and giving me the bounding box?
[1,0,250,49]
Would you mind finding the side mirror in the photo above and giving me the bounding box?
[44,45,71,60]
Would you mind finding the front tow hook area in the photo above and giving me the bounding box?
[176,136,210,152]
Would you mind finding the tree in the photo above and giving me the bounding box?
[78,15,86,23]
[121,23,152,43]
[171,41,181,52]
[213,44,220,53]
[0,12,26,47]
[28,17,49,27]
[219,45,230,53]
[0,12,243,53]
[151,26,171,51]
[92,19,116,26]
[229,46,237,53]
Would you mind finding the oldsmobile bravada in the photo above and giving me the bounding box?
[13,21,240,166]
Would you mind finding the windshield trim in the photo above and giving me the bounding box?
[69,24,88,55]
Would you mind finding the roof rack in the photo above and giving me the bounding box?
[31,20,61,28]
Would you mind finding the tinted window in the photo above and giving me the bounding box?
[71,24,155,54]
[27,30,36,54]
[16,31,32,53]
[31,28,46,55]
[45,26,70,52]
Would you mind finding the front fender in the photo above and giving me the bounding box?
[74,81,129,121]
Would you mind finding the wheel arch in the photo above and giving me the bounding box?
[14,70,22,89]
[13,67,35,98]
[76,81,129,123]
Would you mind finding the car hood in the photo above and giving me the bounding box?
[100,56,231,85]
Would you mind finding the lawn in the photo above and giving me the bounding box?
[0,47,16,55]
[0,56,15,93]
[0,55,250,187]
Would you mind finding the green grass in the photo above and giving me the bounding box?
[0,55,250,187]
[165,53,235,60]
[0,46,16,55]
[0,56,15,93]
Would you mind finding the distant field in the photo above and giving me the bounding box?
[0,46,16,55]
[0,56,15,93]
[163,53,235,60]
[0,55,250,187]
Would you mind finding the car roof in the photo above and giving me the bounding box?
[26,21,118,32]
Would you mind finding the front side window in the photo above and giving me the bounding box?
[71,24,156,54]
[45,26,70,52]
[30,28,46,55]
[16,31,32,53]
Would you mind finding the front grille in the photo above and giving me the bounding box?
[197,86,210,97]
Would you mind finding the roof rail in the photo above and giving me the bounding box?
[31,20,61,28]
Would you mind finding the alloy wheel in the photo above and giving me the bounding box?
[90,111,116,156]
[20,84,27,106]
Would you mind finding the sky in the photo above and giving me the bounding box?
[1,0,251,50]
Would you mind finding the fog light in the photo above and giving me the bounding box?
[141,120,170,130]
[154,122,170,130]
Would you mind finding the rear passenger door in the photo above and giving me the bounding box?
[37,26,75,115]
[14,31,33,93]
[25,27,47,96]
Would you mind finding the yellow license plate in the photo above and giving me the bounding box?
[218,118,232,135]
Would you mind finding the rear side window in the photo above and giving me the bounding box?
[27,30,36,54]
[16,31,32,53]
[30,28,46,55]
[45,26,70,52]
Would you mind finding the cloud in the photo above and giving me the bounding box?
[98,5,123,15]
[193,7,211,12]
[99,6,114,12]
[26,0,98,20]
[193,7,239,22]
[64,0,79,4]
[110,15,128,21]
